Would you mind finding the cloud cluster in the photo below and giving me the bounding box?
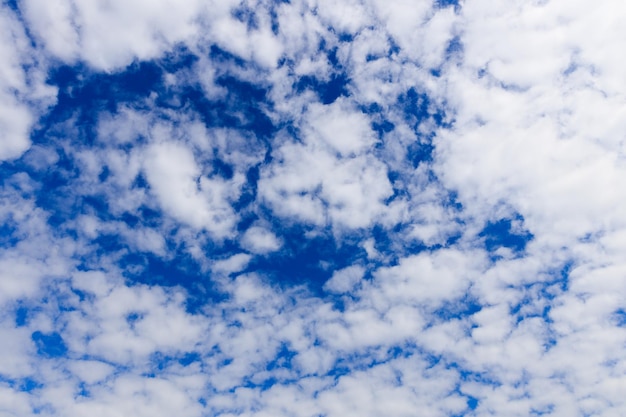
[1,0,626,416]
[0,5,57,161]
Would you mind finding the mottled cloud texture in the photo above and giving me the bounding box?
[1,0,626,416]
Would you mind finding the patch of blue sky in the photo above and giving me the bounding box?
[0,375,42,393]
[42,47,275,148]
[335,343,422,370]
[294,72,350,105]
[120,248,227,311]
[180,72,276,137]
[431,294,483,324]
[244,224,368,294]
[30,158,80,227]
[14,305,29,327]
[530,404,556,416]
[398,87,435,129]
[478,214,534,258]
[290,42,351,105]
[31,330,68,358]
[233,165,262,212]
[431,36,463,78]
[44,63,158,136]
[454,365,502,389]
[146,351,203,375]
[406,140,436,168]
[611,309,626,327]
[4,0,18,12]
[434,0,460,9]
[0,216,19,248]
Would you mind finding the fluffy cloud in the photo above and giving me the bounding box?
[0,6,56,161]
[1,0,626,416]
[143,140,240,237]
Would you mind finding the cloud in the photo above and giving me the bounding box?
[213,253,252,275]
[323,265,365,294]
[259,100,398,231]
[0,6,56,161]
[241,226,282,254]
[143,140,240,237]
[21,0,206,70]
[1,0,626,416]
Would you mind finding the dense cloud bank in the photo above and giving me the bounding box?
[1,0,626,416]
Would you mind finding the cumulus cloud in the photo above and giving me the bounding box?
[323,265,365,294]
[21,0,205,70]
[241,225,282,254]
[1,0,626,416]
[143,140,240,237]
[0,6,56,161]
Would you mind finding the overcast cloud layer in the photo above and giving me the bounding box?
[1,0,626,416]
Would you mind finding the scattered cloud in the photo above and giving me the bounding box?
[1,0,625,416]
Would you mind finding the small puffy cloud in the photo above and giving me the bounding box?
[241,226,282,254]
[303,100,377,157]
[143,141,239,237]
[67,360,115,385]
[324,265,365,294]
[212,253,252,275]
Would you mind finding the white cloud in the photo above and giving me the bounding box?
[0,385,32,416]
[21,0,206,71]
[2,0,626,416]
[143,140,239,237]
[323,265,365,294]
[0,321,34,379]
[212,253,252,275]
[66,360,115,385]
[0,7,56,161]
[241,226,281,254]
[259,120,395,229]
[303,100,377,157]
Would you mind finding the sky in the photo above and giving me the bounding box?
[1,0,626,416]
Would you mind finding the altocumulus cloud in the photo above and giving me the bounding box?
[1,0,626,416]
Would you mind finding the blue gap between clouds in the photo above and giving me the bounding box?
[435,0,461,10]
[431,36,464,78]
[509,262,572,349]
[238,344,298,391]
[398,87,445,133]
[180,73,275,138]
[448,363,506,411]
[32,331,68,358]
[478,214,534,257]
[4,0,19,12]
[244,222,369,295]
[0,213,19,248]
[45,60,163,142]
[120,245,228,313]
[295,72,350,105]
[612,309,626,327]
[431,294,482,325]
[0,375,42,393]
[15,305,29,327]
[292,41,350,105]
[145,351,203,376]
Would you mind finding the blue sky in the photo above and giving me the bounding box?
[1,0,626,416]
